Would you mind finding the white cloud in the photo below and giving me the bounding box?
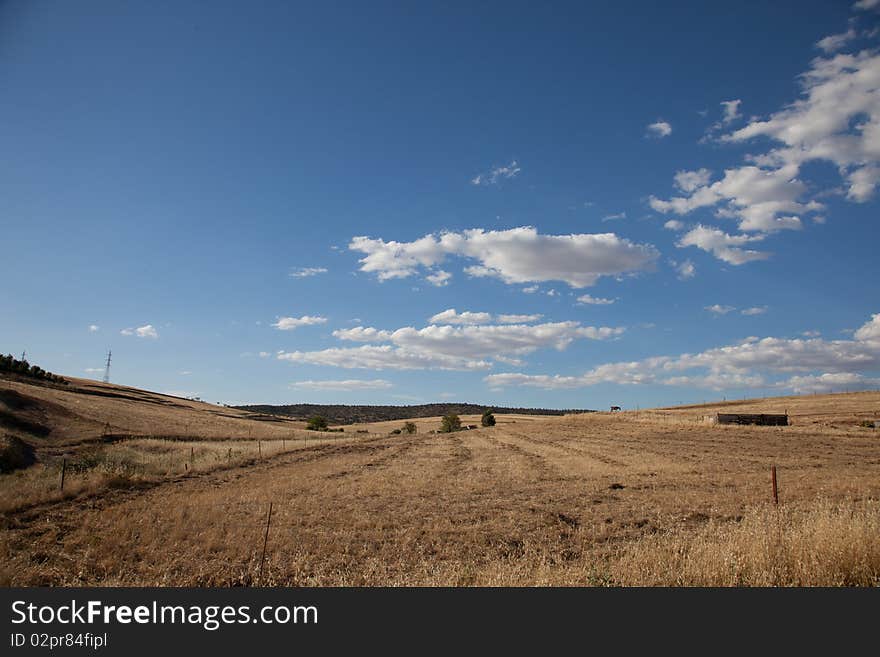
[290,379,393,391]
[88,324,100,333]
[272,315,327,330]
[677,225,770,265]
[816,27,858,53]
[425,270,452,287]
[333,326,394,342]
[349,227,658,289]
[720,99,742,124]
[279,345,492,371]
[741,306,768,316]
[486,312,880,391]
[602,212,626,222]
[289,267,328,278]
[576,294,615,305]
[854,0,880,10]
[647,120,672,138]
[664,220,685,231]
[723,49,880,203]
[706,304,736,315]
[84,367,103,374]
[471,160,521,185]
[652,45,880,257]
[121,324,158,339]
[522,285,539,294]
[783,372,880,393]
[674,168,712,192]
[429,309,493,325]
[497,313,543,324]
[651,164,815,233]
[279,320,624,371]
[673,259,696,280]
[426,309,542,325]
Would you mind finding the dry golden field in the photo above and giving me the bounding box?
[2,376,879,586]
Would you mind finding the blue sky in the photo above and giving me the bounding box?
[2,0,879,409]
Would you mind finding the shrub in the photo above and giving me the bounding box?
[306,415,328,431]
[481,409,496,427]
[390,428,401,435]
[402,421,418,434]
[440,413,461,433]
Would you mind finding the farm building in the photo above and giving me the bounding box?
[705,413,789,426]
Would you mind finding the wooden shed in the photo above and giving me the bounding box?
[705,413,788,426]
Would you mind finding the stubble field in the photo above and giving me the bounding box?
[1,378,879,586]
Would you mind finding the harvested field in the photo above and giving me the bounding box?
[1,378,878,586]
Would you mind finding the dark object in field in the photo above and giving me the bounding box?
[0,435,35,472]
[609,482,625,490]
[709,413,789,426]
[610,405,621,412]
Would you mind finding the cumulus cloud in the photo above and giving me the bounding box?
[349,227,659,289]
[664,219,685,231]
[705,304,736,315]
[674,168,712,193]
[289,267,328,278]
[673,259,696,280]
[471,160,521,185]
[647,120,672,138]
[290,379,393,391]
[121,324,158,339]
[651,44,880,261]
[428,309,493,325]
[720,99,742,124]
[651,164,815,233]
[485,312,880,391]
[741,306,768,316]
[602,212,626,222]
[425,309,544,326]
[425,270,452,287]
[279,320,624,371]
[332,326,394,342]
[816,27,858,53]
[722,49,880,203]
[498,313,544,324]
[272,315,327,330]
[88,325,100,333]
[576,294,615,305]
[782,372,880,393]
[855,0,880,10]
[676,225,770,265]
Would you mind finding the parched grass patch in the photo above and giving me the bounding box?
[608,498,880,586]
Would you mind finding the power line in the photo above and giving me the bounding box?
[103,349,112,384]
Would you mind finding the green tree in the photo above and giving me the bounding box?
[440,413,461,433]
[306,415,328,431]
[481,409,496,427]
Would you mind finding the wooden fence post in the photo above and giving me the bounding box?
[60,458,67,491]
[258,502,273,586]
[258,441,262,458]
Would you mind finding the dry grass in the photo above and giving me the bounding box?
[609,498,880,586]
[1,380,879,586]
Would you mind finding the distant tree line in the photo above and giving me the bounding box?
[236,402,595,425]
[0,354,68,385]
